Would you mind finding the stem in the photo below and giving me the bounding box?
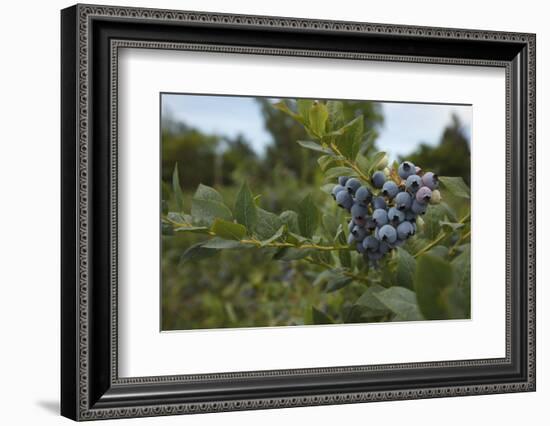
[328,142,375,191]
[448,229,471,256]
[413,212,471,258]
[240,238,350,251]
[164,217,216,235]
[165,216,353,252]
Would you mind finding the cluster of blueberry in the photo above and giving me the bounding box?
[331,161,440,262]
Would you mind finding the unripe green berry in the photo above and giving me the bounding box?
[430,189,442,204]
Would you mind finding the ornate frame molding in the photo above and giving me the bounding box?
[61,4,536,421]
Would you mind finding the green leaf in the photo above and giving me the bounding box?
[173,224,210,234]
[308,102,329,137]
[297,194,319,238]
[273,247,313,261]
[452,244,471,289]
[422,204,446,240]
[191,199,233,227]
[311,306,334,325]
[193,183,223,202]
[273,101,303,123]
[414,254,454,320]
[320,183,336,195]
[211,219,247,240]
[326,100,345,130]
[201,237,249,249]
[395,247,416,290]
[321,214,339,239]
[440,221,464,232]
[260,225,286,246]
[180,242,217,264]
[355,284,391,315]
[366,151,387,174]
[172,163,184,212]
[280,210,300,234]
[297,140,334,154]
[440,202,458,222]
[167,212,187,224]
[296,99,314,123]
[324,166,356,180]
[161,222,174,236]
[446,285,470,319]
[317,154,337,172]
[325,275,353,293]
[331,224,351,267]
[334,116,363,160]
[355,154,370,174]
[439,176,470,199]
[374,287,424,321]
[234,182,257,231]
[428,245,449,258]
[254,208,283,240]
[357,131,376,156]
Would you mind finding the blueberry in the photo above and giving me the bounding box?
[338,176,349,186]
[356,242,366,253]
[430,189,441,204]
[371,171,386,189]
[336,190,353,210]
[372,196,387,210]
[411,199,427,215]
[388,207,405,225]
[422,172,439,190]
[347,233,356,245]
[352,215,367,227]
[355,186,371,205]
[365,216,377,230]
[397,221,414,240]
[405,210,417,221]
[362,235,379,251]
[351,225,367,241]
[348,219,355,232]
[351,203,368,223]
[378,224,397,243]
[382,181,399,199]
[366,250,384,260]
[331,184,345,199]
[378,240,392,254]
[416,186,432,204]
[394,191,412,210]
[405,174,422,192]
[392,239,405,247]
[345,178,362,195]
[398,161,416,179]
[372,208,389,226]
[415,166,422,174]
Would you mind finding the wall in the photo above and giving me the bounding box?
[0,0,546,424]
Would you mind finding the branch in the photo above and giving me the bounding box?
[413,212,470,258]
[328,142,375,191]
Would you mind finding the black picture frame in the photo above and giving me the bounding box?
[61,4,536,421]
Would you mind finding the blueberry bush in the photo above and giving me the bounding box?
[162,100,471,327]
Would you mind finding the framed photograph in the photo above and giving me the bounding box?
[61,4,536,421]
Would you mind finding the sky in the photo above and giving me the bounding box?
[162,94,471,159]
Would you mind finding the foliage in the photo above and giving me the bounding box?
[400,113,471,185]
[162,99,471,329]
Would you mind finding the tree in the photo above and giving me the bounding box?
[401,114,470,185]
[257,98,384,183]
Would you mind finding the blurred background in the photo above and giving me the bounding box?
[161,94,471,331]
